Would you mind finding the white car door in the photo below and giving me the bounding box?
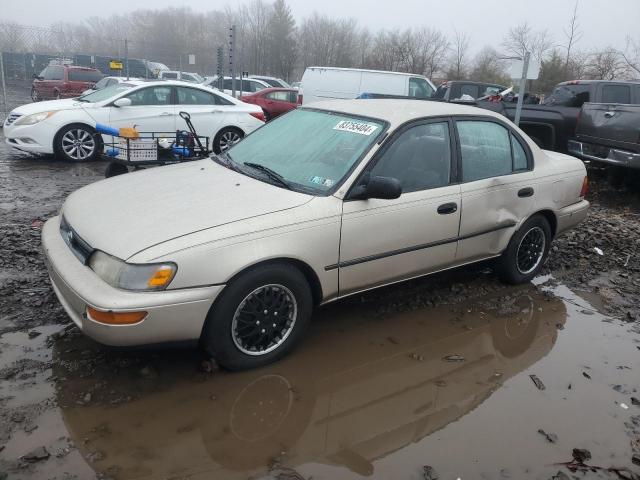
[174,86,231,145]
[109,85,175,134]
[338,120,461,296]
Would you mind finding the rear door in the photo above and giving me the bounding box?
[174,86,234,141]
[264,90,292,116]
[338,119,461,295]
[455,118,537,262]
[109,85,175,133]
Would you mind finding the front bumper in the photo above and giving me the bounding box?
[4,121,58,155]
[568,140,640,170]
[42,216,224,346]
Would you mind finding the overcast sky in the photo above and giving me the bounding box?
[3,0,638,52]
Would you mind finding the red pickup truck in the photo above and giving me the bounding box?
[31,65,103,101]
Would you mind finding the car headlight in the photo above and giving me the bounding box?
[88,251,177,291]
[13,111,57,126]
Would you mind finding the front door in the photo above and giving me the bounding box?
[338,120,461,295]
[109,85,175,134]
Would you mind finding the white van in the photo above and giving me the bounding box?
[158,71,204,83]
[299,67,436,105]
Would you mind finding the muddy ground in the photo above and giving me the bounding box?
[1,121,640,480]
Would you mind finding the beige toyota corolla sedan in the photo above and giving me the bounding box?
[42,100,589,370]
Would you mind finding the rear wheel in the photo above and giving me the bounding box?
[201,263,313,370]
[54,90,61,100]
[54,124,102,162]
[213,127,244,154]
[496,215,551,284]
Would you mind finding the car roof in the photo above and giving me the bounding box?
[306,99,504,128]
[306,66,428,79]
[557,79,640,85]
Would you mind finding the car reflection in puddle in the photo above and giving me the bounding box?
[54,286,565,479]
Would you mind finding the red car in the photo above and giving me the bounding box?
[31,65,103,101]
[240,88,298,120]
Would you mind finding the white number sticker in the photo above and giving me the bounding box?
[333,120,378,136]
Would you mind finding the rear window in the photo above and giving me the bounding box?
[68,69,102,82]
[601,85,631,104]
[544,84,590,107]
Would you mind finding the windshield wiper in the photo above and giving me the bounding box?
[212,152,242,172]
[243,162,293,190]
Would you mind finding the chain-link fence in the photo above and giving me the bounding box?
[0,23,224,122]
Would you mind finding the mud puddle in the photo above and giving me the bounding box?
[1,280,638,480]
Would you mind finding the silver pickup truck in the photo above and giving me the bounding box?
[568,102,640,170]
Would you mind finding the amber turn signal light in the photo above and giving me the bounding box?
[580,176,589,198]
[86,306,147,325]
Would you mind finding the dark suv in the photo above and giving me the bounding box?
[31,65,103,101]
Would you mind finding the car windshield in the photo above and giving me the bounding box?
[223,109,385,194]
[77,83,135,103]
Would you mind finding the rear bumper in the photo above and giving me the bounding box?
[568,140,640,170]
[42,216,223,346]
[556,199,589,236]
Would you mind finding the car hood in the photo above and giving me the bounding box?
[62,160,312,260]
[12,98,97,116]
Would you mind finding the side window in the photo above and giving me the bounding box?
[248,80,264,92]
[288,91,298,103]
[125,86,172,106]
[408,77,433,99]
[601,84,631,104]
[223,78,233,90]
[369,122,451,193]
[458,121,512,182]
[176,87,232,105]
[266,91,290,101]
[511,134,528,171]
[460,84,480,98]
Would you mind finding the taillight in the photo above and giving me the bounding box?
[580,176,588,198]
[250,111,266,122]
[297,94,303,105]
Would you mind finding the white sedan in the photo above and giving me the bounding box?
[42,100,589,370]
[3,80,265,162]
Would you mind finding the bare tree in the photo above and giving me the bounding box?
[471,47,509,85]
[562,0,583,73]
[503,22,553,62]
[447,29,470,80]
[586,48,627,80]
[621,36,640,78]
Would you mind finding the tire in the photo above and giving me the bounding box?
[105,162,129,178]
[53,124,102,162]
[30,87,40,102]
[54,90,61,100]
[213,127,244,154]
[263,109,271,122]
[495,214,552,285]
[201,263,313,371]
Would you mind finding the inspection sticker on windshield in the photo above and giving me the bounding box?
[333,120,378,136]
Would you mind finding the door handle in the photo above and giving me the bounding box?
[160,112,172,116]
[437,202,458,215]
[518,187,534,198]
[211,109,223,113]
[604,111,615,118]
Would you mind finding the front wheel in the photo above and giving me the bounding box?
[54,124,102,162]
[496,215,552,284]
[30,87,40,102]
[201,263,313,370]
[213,127,244,154]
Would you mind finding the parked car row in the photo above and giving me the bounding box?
[5,80,265,161]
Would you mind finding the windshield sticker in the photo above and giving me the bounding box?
[333,120,378,136]
[309,176,334,187]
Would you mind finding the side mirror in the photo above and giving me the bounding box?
[349,173,402,200]
[113,98,132,107]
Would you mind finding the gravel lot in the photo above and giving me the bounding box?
[1,113,639,479]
